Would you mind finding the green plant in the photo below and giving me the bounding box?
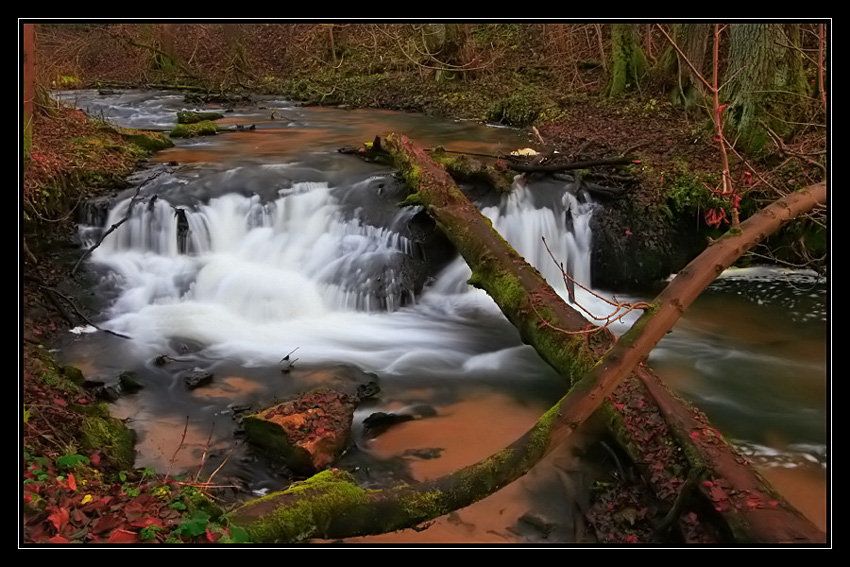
[664,173,726,216]
[486,91,541,127]
[56,453,90,470]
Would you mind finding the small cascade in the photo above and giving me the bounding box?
[431,182,599,308]
[86,181,420,321]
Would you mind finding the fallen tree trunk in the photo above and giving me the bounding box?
[224,135,826,544]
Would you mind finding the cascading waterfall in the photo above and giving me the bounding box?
[81,173,602,373]
[429,182,599,309]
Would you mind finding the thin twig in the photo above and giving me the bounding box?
[164,416,190,482]
[538,236,651,333]
[194,422,216,483]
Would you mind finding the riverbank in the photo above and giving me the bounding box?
[21,104,253,544]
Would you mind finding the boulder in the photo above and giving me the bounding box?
[243,388,357,476]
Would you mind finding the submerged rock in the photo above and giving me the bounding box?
[117,370,144,394]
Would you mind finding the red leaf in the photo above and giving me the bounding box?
[59,473,77,492]
[108,529,140,544]
[48,507,70,532]
[91,514,125,534]
[129,516,164,530]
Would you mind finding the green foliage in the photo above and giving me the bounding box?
[139,524,165,541]
[220,524,252,543]
[486,91,541,127]
[56,453,91,470]
[173,510,212,539]
[663,173,725,217]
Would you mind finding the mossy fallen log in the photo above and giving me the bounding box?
[226,408,559,543]
[223,135,826,544]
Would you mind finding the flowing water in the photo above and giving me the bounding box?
[50,90,829,542]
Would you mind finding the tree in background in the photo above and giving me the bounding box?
[155,23,177,72]
[723,23,811,154]
[606,23,648,97]
[421,23,473,82]
[655,23,712,110]
[23,23,35,157]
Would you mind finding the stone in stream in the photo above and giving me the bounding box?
[182,368,214,390]
[242,387,358,476]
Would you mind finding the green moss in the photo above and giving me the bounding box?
[170,121,220,138]
[31,349,85,393]
[177,110,225,124]
[124,131,174,152]
[398,192,424,208]
[473,269,527,309]
[227,469,371,543]
[79,413,136,471]
[485,91,541,127]
[664,172,725,217]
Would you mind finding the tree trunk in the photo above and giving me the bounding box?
[724,23,810,153]
[148,23,177,72]
[23,23,35,158]
[606,24,649,97]
[422,23,472,81]
[224,135,826,544]
[655,23,711,109]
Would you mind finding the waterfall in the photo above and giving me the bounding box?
[429,183,597,306]
[82,175,604,369]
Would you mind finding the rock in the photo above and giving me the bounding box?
[361,402,439,438]
[61,365,86,386]
[242,387,356,476]
[117,370,143,394]
[518,511,557,538]
[355,379,381,401]
[89,382,121,402]
[183,369,214,390]
[362,411,414,437]
[176,110,225,124]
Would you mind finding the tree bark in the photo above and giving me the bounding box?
[606,24,649,97]
[724,24,810,153]
[23,23,35,157]
[655,23,711,109]
[224,135,826,544]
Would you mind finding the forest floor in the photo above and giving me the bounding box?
[20,77,826,545]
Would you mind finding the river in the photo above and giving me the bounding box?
[50,89,829,543]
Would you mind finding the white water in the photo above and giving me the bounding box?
[83,174,607,380]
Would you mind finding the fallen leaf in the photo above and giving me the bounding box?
[47,507,70,532]
[108,529,140,544]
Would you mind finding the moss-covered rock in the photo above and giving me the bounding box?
[124,131,174,152]
[243,388,356,476]
[79,409,137,471]
[170,120,220,138]
[177,110,225,124]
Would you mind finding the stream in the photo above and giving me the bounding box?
[50,89,829,543]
